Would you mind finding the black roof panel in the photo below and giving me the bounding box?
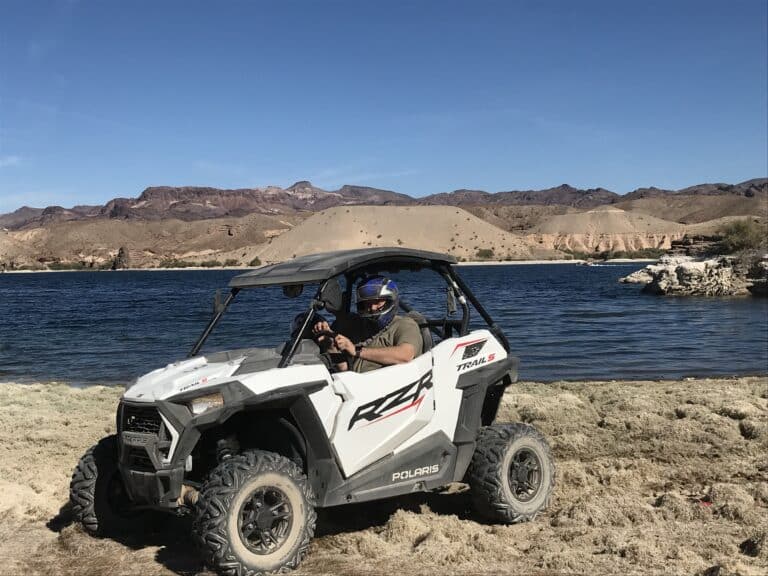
[229,247,456,288]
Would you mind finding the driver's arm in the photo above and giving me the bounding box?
[357,343,416,366]
[333,334,416,366]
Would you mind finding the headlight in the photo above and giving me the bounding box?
[188,392,224,415]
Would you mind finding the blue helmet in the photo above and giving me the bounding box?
[356,276,398,329]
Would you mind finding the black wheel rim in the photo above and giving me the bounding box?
[238,486,294,555]
[507,447,542,502]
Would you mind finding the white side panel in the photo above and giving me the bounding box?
[391,330,508,454]
[309,387,343,438]
[330,353,434,476]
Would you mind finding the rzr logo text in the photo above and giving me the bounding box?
[348,371,433,430]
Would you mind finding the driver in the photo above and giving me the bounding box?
[312,276,422,373]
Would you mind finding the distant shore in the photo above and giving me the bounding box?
[0,258,658,274]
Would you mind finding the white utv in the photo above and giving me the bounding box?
[70,248,555,576]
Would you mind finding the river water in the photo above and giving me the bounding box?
[0,264,766,385]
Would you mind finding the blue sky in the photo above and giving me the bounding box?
[0,0,766,213]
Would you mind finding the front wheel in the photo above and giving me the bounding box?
[69,435,140,536]
[467,423,556,523]
[192,450,316,576]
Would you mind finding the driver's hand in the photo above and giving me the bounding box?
[333,334,355,356]
[312,321,331,339]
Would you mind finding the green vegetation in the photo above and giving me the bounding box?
[223,259,240,267]
[475,248,495,259]
[199,260,223,268]
[718,219,766,253]
[158,258,196,268]
[248,256,262,267]
[563,248,666,260]
[46,261,89,271]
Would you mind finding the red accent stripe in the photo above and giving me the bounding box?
[363,394,426,427]
[451,338,487,356]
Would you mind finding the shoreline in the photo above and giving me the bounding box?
[2,371,766,389]
[0,257,658,274]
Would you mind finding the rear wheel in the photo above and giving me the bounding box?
[193,450,316,576]
[69,435,140,535]
[467,423,555,523]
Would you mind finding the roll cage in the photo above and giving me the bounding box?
[188,248,510,365]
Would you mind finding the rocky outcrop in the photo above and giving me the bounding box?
[620,254,768,296]
[620,256,694,285]
[668,234,723,257]
[111,247,130,270]
[746,258,768,296]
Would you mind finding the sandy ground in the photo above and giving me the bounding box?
[0,376,766,576]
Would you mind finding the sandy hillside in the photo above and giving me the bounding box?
[0,376,765,576]
[224,205,561,265]
[528,207,687,253]
[461,205,578,232]
[1,213,304,268]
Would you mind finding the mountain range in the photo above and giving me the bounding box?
[2,178,765,231]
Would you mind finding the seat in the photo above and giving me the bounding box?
[406,311,433,353]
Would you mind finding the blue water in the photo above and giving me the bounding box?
[0,264,766,385]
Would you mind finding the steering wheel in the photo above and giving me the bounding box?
[314,330,338,340]
[313,330,340,372]
[312,330,338,340]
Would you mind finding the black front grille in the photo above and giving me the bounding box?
[122,405,162,435]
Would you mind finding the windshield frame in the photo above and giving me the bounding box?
[186,261,508,366]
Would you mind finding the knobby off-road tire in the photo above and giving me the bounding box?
[467,423,555,524]
[192,450,316,576]
[69,434,139,536]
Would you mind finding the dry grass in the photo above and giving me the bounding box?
[0,376,766,576]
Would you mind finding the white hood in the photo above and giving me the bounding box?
[123,355,244,402]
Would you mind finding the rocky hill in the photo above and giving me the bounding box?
[622,178,766,200]
[421,184,620,208]
[0,181,412,230]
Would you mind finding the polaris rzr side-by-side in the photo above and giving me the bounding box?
[70,248,555,576]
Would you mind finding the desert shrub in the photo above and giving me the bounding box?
[47,261,87,270]
[248,256,262,267]
[223,259,240,267]
[159,259,195,268]
[475,248,494,259]
[718,219,766,253]
[598,248,666,260]
[199,260,223,268]
[563,248,666,260]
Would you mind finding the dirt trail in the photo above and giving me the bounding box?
[0,377,766,576]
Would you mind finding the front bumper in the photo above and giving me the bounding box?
[117,401,186,509]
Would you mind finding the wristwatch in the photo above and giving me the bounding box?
[354,344,364,359]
